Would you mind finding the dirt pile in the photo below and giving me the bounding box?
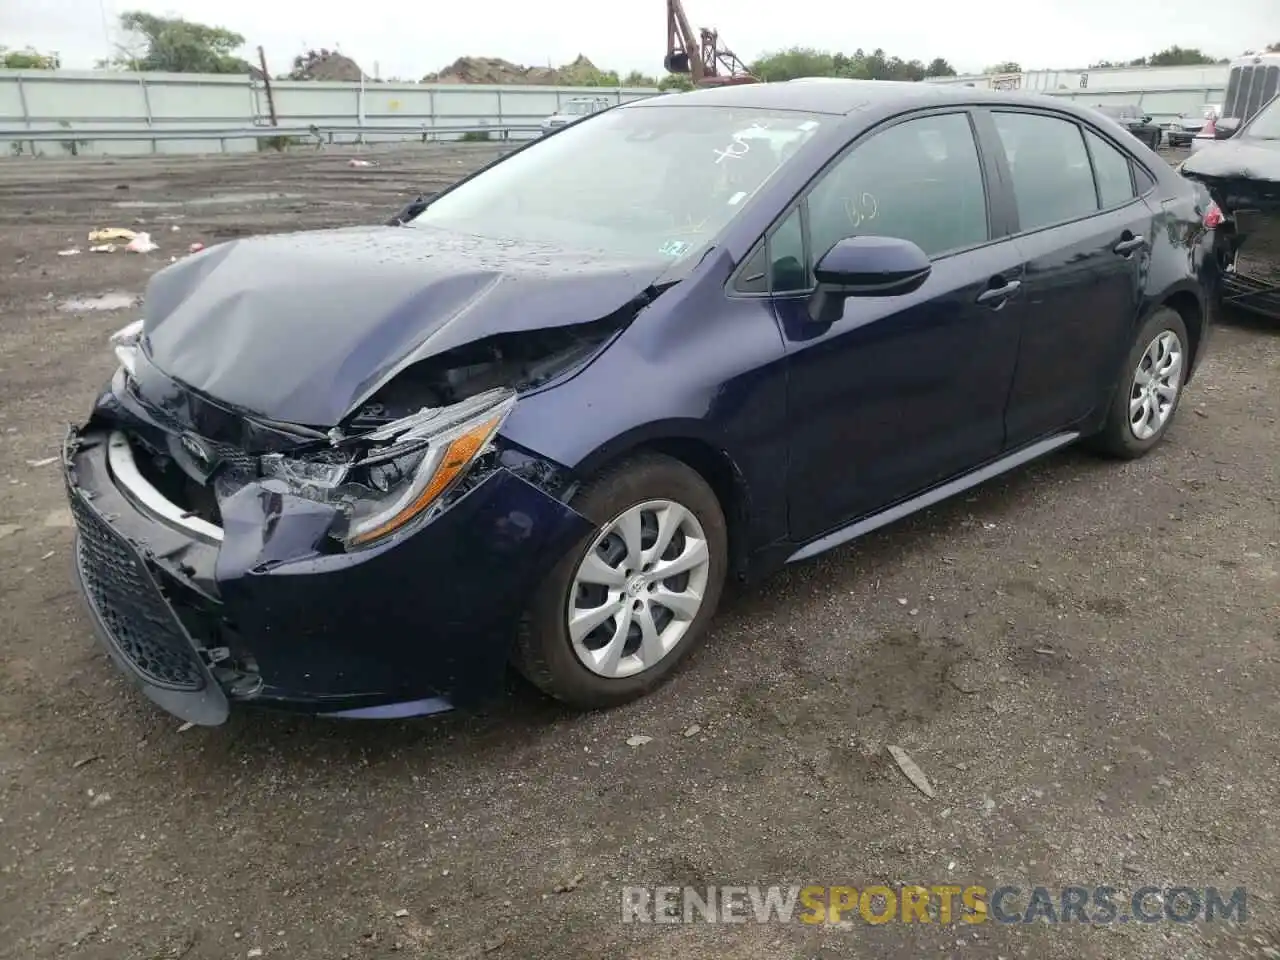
[290,49,364,82]
[423,54,600,85]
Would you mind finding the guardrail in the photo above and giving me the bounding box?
[1,121,544,153]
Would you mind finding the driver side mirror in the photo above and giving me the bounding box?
[1217,117,1241,137]
[807,235,932,324]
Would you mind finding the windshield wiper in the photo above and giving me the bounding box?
[386,194,432,226]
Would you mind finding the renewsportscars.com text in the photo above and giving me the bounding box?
[621,884,1248,925]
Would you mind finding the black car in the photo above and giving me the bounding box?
[1182,92,1280,318]
[63,80,1221,726]
[1093,104,1163,150]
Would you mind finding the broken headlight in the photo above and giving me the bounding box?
[260,387,516,549]
[109,318,145,377]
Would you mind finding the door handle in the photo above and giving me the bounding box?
[976,279,1021,305]
[1113,235,1145,255]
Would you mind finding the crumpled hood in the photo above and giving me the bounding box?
[140,224,668,427]
[1180,138,1280,212]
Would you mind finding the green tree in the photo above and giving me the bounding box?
[1,46,60,69]
[623,69,659,87]
[1146,45,1217,66]
[103,12,252,73]
[657,73,694,92]
[748,46,953,83]
[983,61,1022,74]
[1267,42,1280,53]
[750,47,836,82]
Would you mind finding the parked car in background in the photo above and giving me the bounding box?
[1166,104,1220,148]
[1192,53,1280,153]
[63,81,1218,727]
[540,96,612,135]
[1182,91,1280,319]
[1092,104,1163,149]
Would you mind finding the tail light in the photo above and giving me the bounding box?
[1204,202,1224,229]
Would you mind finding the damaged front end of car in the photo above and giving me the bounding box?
[62,314,638,725]
[1182,142,1280,320]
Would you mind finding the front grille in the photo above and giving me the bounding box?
[203,439,257,474]
[69,489,207,691]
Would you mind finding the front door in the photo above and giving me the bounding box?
[757,110,1024,544]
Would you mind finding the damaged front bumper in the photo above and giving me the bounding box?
[63,418,594,726]
[1181,146,1280,319]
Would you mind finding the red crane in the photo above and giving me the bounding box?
[663,0,757,86]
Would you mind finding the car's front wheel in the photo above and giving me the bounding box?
[1089,307,1189,459]
[515,453,728,708]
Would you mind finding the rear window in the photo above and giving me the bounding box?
[1225,64,1280,122]
[1243,93,1280,139]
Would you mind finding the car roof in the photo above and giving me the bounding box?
[624,78,1093,117]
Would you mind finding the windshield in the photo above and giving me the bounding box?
[564,100,593,116]
[412,104,823,261]
[1244,94,1280,139]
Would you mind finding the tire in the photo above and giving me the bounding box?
[1088,307,1190,459]
[514,452,728,709]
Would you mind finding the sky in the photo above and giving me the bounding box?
[4,0,1278,79]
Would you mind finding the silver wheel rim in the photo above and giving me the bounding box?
[1129,330,1183,441]
[567,499,711,679]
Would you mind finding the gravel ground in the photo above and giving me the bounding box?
[0,143,1277,960]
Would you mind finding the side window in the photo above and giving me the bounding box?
[992,112,1099,232]
[1133,164,1156,194]
[1083,129,1135,209]
[769,208,808,292]
[806,112,988,263]
[731,207,807,295]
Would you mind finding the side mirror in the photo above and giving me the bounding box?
[1217,117,1242,137]
[807,235,931,324]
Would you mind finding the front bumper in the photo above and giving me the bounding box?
[63,424,594,725]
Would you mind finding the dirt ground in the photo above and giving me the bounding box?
[0,143,1277,960]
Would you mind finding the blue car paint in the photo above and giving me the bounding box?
[63,81,1219,724]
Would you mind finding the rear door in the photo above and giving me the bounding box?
[978,108,1157,447]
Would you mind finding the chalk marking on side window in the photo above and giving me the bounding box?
[842,192,879,228]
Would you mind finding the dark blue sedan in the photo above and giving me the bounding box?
[64,80,1220,725]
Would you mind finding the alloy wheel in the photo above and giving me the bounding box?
[1129,329,1183,441]
[566,499,711,679]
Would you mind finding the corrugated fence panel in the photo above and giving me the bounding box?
[4,65,1230,154]
[1,69,662,154]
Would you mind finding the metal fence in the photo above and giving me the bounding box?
[0,69,660,156]
[924,64,1229,124]
[2,66,1236,157]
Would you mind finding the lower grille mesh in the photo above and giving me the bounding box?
[70,490,206,691]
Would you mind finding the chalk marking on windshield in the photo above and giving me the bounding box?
[659,239,694,258]
[713,121,775,163]
[713,139,750,163]
[728,191,747,205]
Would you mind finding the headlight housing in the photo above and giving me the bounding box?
[109,318,145,377]
[259,387,516,549]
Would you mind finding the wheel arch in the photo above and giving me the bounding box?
[1158,287,1205,381]
[571,423,753,579]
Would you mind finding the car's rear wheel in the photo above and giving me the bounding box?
[1088,307,1189,459]
[514,453,728,708]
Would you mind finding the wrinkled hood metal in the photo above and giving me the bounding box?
[1180,138,1280,211]
[140,224,671,427]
